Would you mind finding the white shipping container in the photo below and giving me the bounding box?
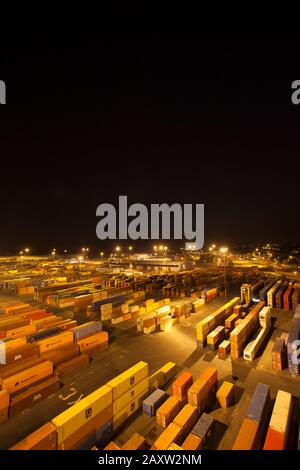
[269,390,292,435]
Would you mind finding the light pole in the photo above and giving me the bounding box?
[220,247,228,300]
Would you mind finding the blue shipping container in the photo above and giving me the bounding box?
[192,413,214,440]
[27,326,61,343]
[246,383,270,423]
[72,321,102,341]
[142,389,168,417]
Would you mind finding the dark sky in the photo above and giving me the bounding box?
[0,38,300,254]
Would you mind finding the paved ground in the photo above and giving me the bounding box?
[1,293,300,450]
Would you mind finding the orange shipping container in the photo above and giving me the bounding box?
[2,360,53,394]
[154,423,183,450]
[216,381,234,409]
[172,372,193,402]
[200,367,217,388]
[0,357,45,383]
[173,404,198,438]
[37,331,74,354]
[156,396,181,428]
[5,323,36,339]
[263,428,285,450]
[40,343,80,367]
[182,432,203,450]
[76,331,108,353]
[10,422,57,450]
[232,418,260,450]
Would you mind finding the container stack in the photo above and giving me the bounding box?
[207,326,225,351]
[192,299,205,313]
[173,404,198,441]
[283,284,294,310]
[187,367,217,412]
[171,371,193,404]
[149,362,177,391]
[230,301,265,359]
[51,384,113,450]
[156,396,182,428]
[196,297,240,348]
[287,305,300,375]
[218,340,230,358]
[182,412,214,450]
[106,361,149,430]
[271,338,287,371]
[153,422,183,450]
[216,381,234,409]
[263,390,292,450]
[232,383,270,450]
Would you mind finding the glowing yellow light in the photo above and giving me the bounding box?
[220,247,228,253]
[116,246,121,252]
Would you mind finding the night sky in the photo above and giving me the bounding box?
[0,39,300,254]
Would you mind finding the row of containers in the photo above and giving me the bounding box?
[258,278,300,310]
[233,383,299,450]
[7,361,177,450]
[6,361,300,450]
[196,283,300,375]
[136,298,205,335]
[0,301,109,424]
[8,364,228,450]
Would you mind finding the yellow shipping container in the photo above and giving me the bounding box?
[113,391,147,430]
[6,324,36,339]
[51,385,113,445]
[149,362,177,390]
[113,377,149,415]
[106,361,149,401]
[2,361,53,394]
[173,404,198,437]
[216,381,234,409]
[154,423,183,450]
[188,378,208,408]
[37,331,74,354]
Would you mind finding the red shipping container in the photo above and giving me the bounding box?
[263,428,285,450]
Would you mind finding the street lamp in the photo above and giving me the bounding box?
[25,248,30,253]
[220,247,228,300]
[100,252,104,259]
[129,246,133,252]
[115,246,121,253]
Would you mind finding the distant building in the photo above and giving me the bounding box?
[185,243,197,251]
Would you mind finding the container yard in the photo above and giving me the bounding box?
[0,257,300,453]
